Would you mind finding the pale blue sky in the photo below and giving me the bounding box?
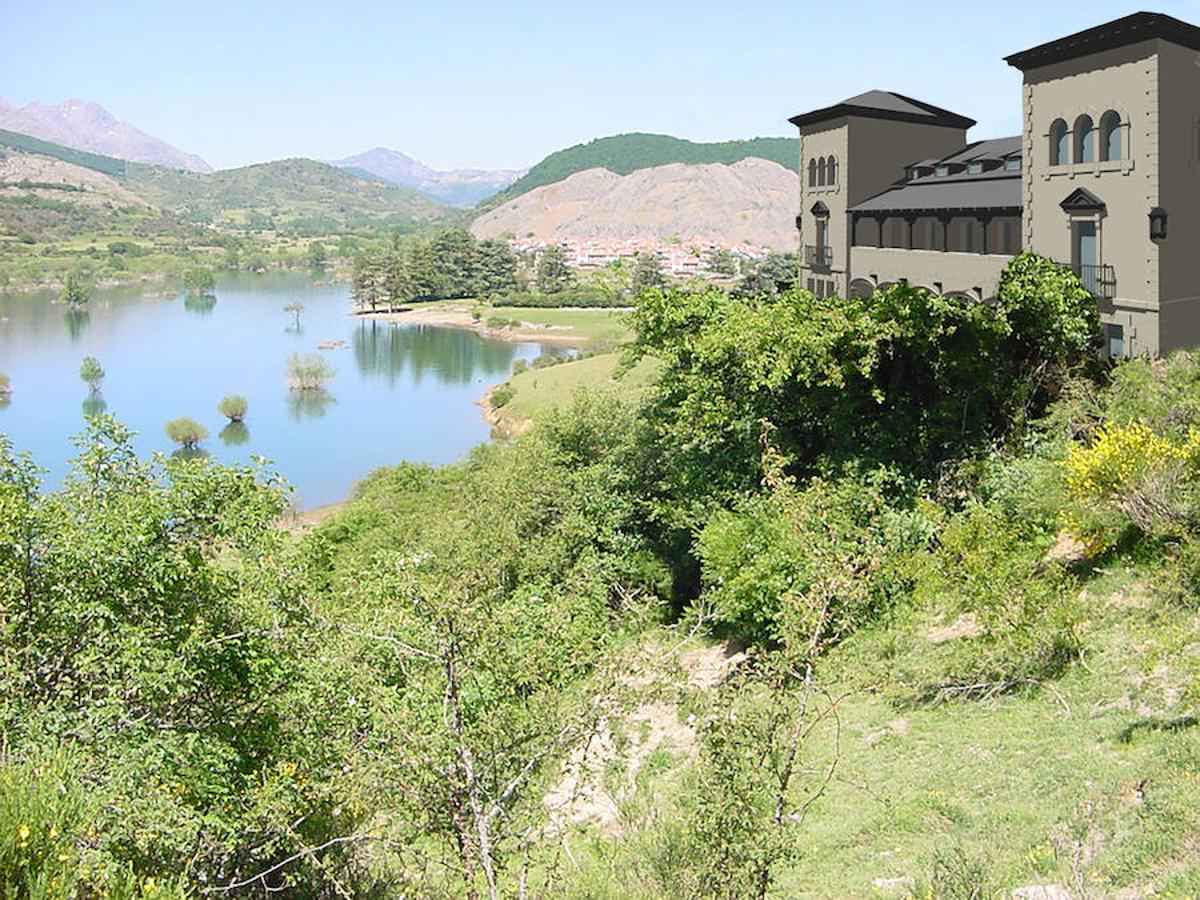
[2,0,1197,172]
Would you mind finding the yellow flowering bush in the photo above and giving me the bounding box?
[1061,420,1200,544]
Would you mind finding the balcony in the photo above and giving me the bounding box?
[804,244,833,269]
[1073,263,1116,301]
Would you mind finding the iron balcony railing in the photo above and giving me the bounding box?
[805,244,833,268]
[1073,263,1116,301]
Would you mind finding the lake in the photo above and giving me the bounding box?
[0,272,550,508]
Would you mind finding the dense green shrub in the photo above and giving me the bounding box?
[164,416,208,449]
[79,355,104,391]
[492,285,623,308]
[217,393,248,422]
[902,504,1080,698]
[0,419,364,893]
[489,382,515,408]
[697,469,932,649]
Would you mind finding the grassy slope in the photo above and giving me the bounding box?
[487,306,633,345]
[558,565,1200,897]
[501,354,659,425]
[478,133,798,212]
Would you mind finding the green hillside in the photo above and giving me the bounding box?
[0,128,129,177]
[0,131,462,287]
[123,157,457,235]
[479,132,798,210]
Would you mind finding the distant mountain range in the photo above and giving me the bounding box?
[0,98,212,173]
[472,157,799,251]
[330,148,525,207]
[479,133,799,212]
[0,129,454,237]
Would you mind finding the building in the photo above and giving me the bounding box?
[791,11,1200,357]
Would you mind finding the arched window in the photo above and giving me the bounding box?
[1050,119,1069,165]
[817,157,827,186]
[1099,110,1122,161]
[827,156,837,185]
[1074,114,1095,164]
[808,158,817,187]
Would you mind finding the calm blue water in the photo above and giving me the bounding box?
[0,272,547,508]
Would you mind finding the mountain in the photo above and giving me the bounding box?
[331,147,525,207]
[480,133,799,211]
[0,98,212,173]
[0,129,455,240]
[471,157,799,250]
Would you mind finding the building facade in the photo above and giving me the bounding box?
[791,12,1200,357]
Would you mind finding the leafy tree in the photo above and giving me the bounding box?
[60,270,90,307]
[182,267,216,296]
[307,240,328,267]
[630,252,667,297]
[164,416,208,449]
[79,356,104,391]
[287,353,336,391]
[351,252,384,311]
[535,243,573,294]
[475,238,519,297]
[217,394,249,423]
[707,247,737,276]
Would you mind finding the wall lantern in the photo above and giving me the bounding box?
[1149,207,1169,241]
[795,214,803,232]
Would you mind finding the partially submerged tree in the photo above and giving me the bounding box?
[183,267,216,296]
[79,356,104,391]
[0,373,11,397]
[287,353,336,391]
[283,301,305,328]
[61,270,90,308]
[218,394,249,423]
[164,416,208,450]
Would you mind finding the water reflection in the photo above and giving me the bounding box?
[219,421,251,446]
[171,447,210,462]
[288,389,335,421]
[0,394,10,412]
[64,308,90,341]
[81,391,107,418]
[184,293,217,316]
[353,320,517,386]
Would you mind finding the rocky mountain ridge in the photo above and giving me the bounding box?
[0,98,212,173]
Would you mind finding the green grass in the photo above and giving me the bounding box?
[486,305,634,345]
[550,567,1200,897]
[495,353,658,428]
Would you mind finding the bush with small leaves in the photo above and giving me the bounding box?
[287,353,335,391]
[79,356,104,391]
[164,417,208,450]
[218,394,249,423]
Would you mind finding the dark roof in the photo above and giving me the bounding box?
[849,174,1022,215]
[940,136,1022,164]
[1005,11,1200,71]
[789,90,976,130]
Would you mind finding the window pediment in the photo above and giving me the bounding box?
[810,201,830,217]
[1060,187,1105,214]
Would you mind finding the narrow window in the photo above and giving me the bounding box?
[935,164,949,177]
[817,157,827,186]
[1050,119,1069,165]
[1002,221,1012,253]
[968,161,984,174]
[965,221,975,253]
[808,159,817,187]
[1107,323,1124,359]
[828,157,837,185]
[1075,115,1095,164]
[1100,111,1122,161]
[1005,156,1021,172]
